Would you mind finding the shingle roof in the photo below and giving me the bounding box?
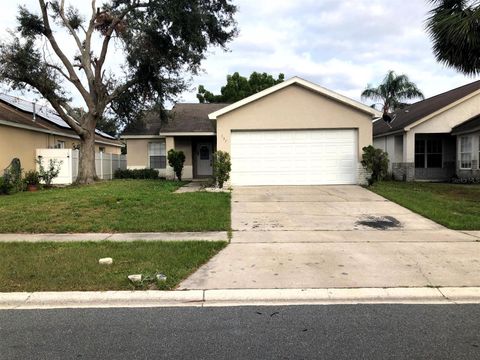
[373,80,480,136]
[0,94,117,141]
[121,110,163,136]
[161,103,229,133]
[122,103,229,136]
[452,114,480,135]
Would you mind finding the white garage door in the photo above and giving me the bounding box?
[230,129,357,186]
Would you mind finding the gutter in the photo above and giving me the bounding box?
[0,119,122,147]
[373,129,404,138]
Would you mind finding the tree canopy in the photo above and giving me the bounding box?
[426,0,480,75]
[361,70,424,113]
[0,0,237,183]
[197,71,285,103]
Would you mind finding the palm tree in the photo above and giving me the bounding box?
[426,0,480,75]
[361,70,425,113]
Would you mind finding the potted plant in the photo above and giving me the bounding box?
[24,170,40,192]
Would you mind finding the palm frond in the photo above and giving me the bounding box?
[426,0,480,75]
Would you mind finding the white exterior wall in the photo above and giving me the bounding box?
[373,134,403,171]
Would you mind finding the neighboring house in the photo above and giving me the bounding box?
[0,94,123,172]
[373,81,480,181]
[122,77,381,186]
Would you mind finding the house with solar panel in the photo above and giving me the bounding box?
[0,94,123,174]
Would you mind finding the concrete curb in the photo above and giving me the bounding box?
[0,232,229,242]
[2,287,480,309]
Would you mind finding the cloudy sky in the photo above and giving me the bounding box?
[1,0,477,107]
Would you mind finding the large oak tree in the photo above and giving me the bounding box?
[0,0,237,183]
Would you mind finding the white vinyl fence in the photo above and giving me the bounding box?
[36,149,126,185]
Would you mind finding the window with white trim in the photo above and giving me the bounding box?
[55,140,65,149]
[460,136,472,169]
[148,141,166,169]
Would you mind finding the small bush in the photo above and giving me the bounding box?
[114,168,160,179]
[24,170,40,186]
[167,149,186,181]
[0,177,10,195]
[3,158,23,194]
[361,145,389,186]
[213,151,231,188]
[36,157,62,187]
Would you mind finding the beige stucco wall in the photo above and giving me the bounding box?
[0,124,121,172]
[173,136,193,179]
[174,137,193,166]
[125,137,195,179]
[216,84,373,161]
[125,139,150,168]
[0,124,49,171]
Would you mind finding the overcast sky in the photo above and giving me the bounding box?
[1,0,477,108]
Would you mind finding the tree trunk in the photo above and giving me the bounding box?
[76,131,97,184]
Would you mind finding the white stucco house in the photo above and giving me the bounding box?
[374,80,480,181]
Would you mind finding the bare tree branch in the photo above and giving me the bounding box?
[58,0,96,91]
[95,2,149,80]
[46,95,86,135]
[38,0,94,110]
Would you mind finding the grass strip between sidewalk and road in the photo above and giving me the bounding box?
[0,241,226,292]
[370,181,480,230]
[0,179,231,233]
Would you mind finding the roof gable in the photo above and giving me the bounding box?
[374,80,480,136]
[208,77,382,120]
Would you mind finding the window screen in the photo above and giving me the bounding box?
[415,139,443,168]
[149,141,166,169]
[415,139,425,168]
[426,139,442,168]
[460,136,472,169]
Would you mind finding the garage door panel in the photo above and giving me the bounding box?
[231,129,357,186]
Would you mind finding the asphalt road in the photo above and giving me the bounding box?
[1,305,479,359]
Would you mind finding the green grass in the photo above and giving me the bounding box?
[0,180,230,233]
[0,241,226,291]
[370,181,480,230]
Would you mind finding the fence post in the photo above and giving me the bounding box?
[100,152,103,180]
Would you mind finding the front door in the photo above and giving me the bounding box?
[196,143,213,176]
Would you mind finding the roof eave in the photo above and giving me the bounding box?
[405,88,480,132]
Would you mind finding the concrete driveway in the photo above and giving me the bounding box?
[180,186,480,290]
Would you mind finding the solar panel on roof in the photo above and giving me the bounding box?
[0,93,116,140]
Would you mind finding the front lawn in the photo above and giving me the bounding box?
[0,241,226,292]
[370,181,480,230]
[0,180,230,233]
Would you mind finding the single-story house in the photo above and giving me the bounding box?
[0,94,123,172]
[122,77,382,186]
[373,80,480,181]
